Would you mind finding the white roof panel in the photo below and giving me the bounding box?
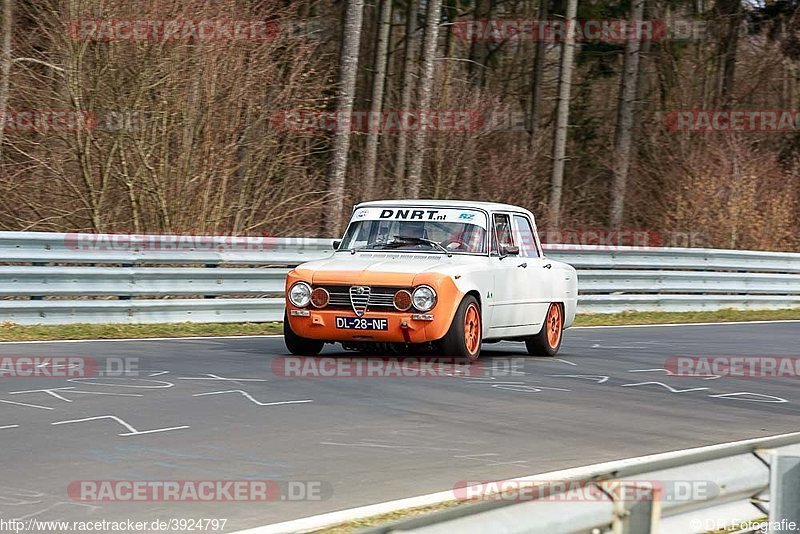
[355,199,533,214]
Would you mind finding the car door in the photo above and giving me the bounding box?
[487,213,540,337]
[511,213,553,327]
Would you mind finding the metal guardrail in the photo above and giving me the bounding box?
[359,432,800,534]
[0,231,798,324]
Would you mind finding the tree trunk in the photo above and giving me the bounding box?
[528,0,549,147]
[324,0,365,236]
[609,0,645,229]
[393,0,421,197]
[0,0,13,165]
[716,0,742,109]
[548,0,578,229]
[469,0,491,86]
[406,0,443,198]
[362,0,392,201]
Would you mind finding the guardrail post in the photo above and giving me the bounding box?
[120,263,134,300]
[602,481,659,534]
[31,261,45,300]
[204,264,218,299]
[769,451,800,533]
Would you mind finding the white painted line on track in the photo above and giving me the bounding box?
[233,430,800,534]
[554,358,577,366]
[193,390,313,407]
[0,399,54,410]
[51,415,189,436]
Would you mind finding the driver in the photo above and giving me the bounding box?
[402,221,426,239]
[445,227,468,250]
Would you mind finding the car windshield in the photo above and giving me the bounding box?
[340,207,488,254]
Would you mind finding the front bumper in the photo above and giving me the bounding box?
[286,308,454,343]
[285,269,464,344]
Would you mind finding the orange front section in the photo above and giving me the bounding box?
[285,270,464,343]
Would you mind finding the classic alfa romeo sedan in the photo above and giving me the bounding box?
[284,200,577,360]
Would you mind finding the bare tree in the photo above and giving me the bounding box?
[406,0,443,198]
[468,0,491,86]
[325,0,365,235]
[0,0,13,165]
[548,0,578,229]
[609,0,645,229]
[716,0,743,109]
[393,0,421,197]
[0,0,798,251]
[528,0,549,148]
[362,0,392,201]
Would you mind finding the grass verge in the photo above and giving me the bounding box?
[573,308,800,326]
[0,321,282,342]
[0,308,797,342]
[307,500,465,534]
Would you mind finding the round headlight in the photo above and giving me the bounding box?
[412,285,437,312]
[289,282,312,307]
[393,290,413,311]
[311,287,330,308]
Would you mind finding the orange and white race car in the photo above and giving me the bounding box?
[284,200,577,360]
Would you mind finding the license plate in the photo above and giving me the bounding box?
[336,317,389,331]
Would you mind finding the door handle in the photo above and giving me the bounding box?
[543,263,552,269]
[517,263,528,268]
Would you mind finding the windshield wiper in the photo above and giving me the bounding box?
[349,240,391,254]
[393,236,453,257]
[349,236,453,257]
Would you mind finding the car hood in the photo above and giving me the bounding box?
[296,252,458,286]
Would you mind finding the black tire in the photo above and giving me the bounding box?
[525,303,563,357]
[440,296,482,361]
[283,312,324,355]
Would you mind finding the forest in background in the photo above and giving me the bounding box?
[0,0,798,251]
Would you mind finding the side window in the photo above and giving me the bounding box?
[491,214,514,255]
[513,215,539,258]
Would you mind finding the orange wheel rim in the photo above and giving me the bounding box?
[464,304,481,355]
[546,304,562,348]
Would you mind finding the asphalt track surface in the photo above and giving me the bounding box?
[1,322,799,532]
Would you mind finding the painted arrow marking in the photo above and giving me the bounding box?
[9,387,143,403]
[549,374,609,384]
[178,374,266,383]
[193,390,312,407]
[621,381,709,393]
[52,415,188,436]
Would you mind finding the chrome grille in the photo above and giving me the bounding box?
[349,286,370,316]
[317,286,408,312]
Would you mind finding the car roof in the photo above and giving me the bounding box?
[354,199,533,214]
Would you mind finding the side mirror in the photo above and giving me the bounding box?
[501,245,520,257]
[332,240,341,250]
